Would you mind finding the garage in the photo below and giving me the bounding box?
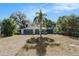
[20,26,53,35]
[24,29,33,34]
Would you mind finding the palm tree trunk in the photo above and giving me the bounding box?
[39,24,42,37]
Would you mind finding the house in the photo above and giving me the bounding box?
[19,26,53,35]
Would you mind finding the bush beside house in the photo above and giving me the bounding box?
[1,18,16,36]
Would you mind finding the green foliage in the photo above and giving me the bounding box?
[55,14,79,36]
[10,11,29,29]
[33,10,47,25]
[44,18,56,28]
[0,22,1,25]
[1,18,16,36]
[33,10,47,37]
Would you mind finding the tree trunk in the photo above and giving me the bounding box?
[39,24,42,37]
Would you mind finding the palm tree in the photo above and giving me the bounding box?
[33,10,47,37]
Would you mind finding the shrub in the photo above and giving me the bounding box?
[1,18,16,36]
[55,14,79,37]
[26,37,55,43]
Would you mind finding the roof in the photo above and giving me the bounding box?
[21,26,46,30]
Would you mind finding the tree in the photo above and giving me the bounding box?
[44,18,56,28]
[55,16,68,34]
[10,11,29,29]
[0,21,1,35]
[1,18,16,36]
[33,10,47,37]
[55,14,79,36]
[0,22,1,25]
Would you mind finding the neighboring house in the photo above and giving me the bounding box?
[19,26,53,35]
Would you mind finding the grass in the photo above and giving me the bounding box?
[49,42,60,47]
[21,36,61,56]
[15,35,79,56]
[23,43,36,51]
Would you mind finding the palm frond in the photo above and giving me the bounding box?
[33,16,38,24]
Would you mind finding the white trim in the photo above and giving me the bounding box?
[33,29,35,34]
[21,29,24,34]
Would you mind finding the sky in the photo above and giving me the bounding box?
[0,3,79,22]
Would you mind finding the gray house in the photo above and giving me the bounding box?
[20,26,53,35]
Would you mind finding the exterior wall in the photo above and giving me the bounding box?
[21,29,24,34]
[20,28,53,35]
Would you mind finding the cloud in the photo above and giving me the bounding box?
[20,4,50,21]
[19,3,79,21]
[53,3,79,13]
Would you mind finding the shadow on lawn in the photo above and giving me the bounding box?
[22,37,60,56]
[36,43,47,56]
[23,42,48,56]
